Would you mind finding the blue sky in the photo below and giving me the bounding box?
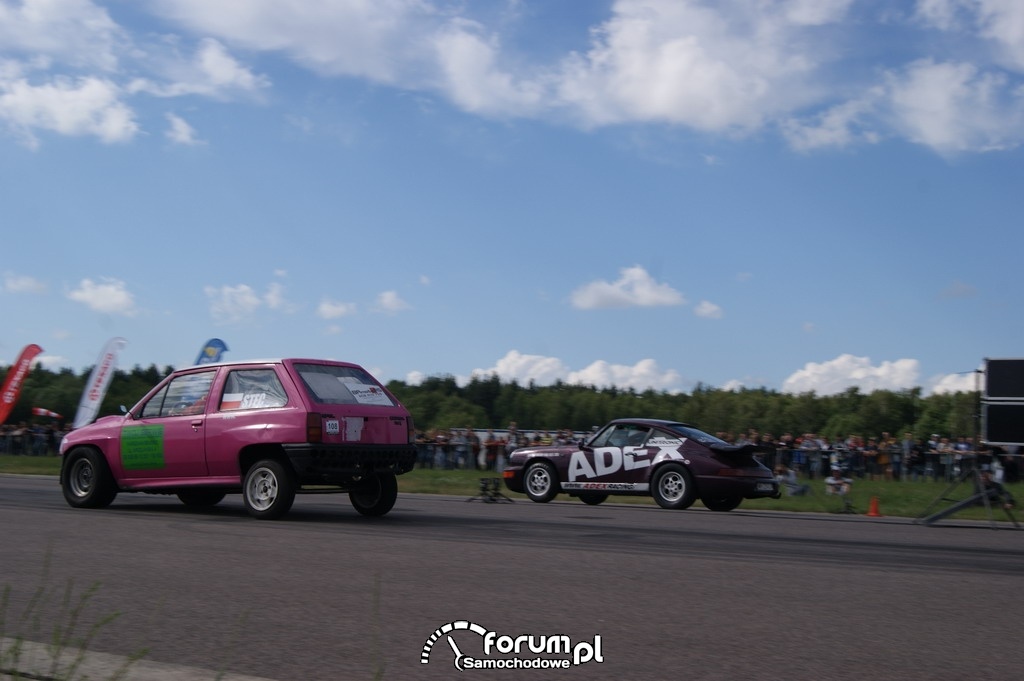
[1,0,1022,396]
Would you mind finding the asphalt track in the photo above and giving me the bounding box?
[1,474,1021,681]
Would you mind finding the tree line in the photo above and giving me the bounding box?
[2,363,980,441]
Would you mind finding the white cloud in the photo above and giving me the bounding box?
[263,281,289,310]
[128,38,270,100]
[374,290,411,313]
[884,59,1024,153]
[571,265,685,309]
[781,354,921,395]
[165,112,202,145]
[555,0,834,131]
[471,350,684,392]
[915,0,1024,72]
[0,0,122,71]
[35,353,70,370]
[317,299,356,320]
[474,350,570,386]
[3,272,46,293]
[929,371,982,394]
[149,0,433,83]
[568,358,683,392]
[67,277,137,315]
[204,284,262,324]
[0,75,138,148]
[203,281,292,323]
[432,18,545,117]
[694,300,723,319]
[781,98,879,151]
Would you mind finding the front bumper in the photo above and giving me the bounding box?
[502,466,524,493]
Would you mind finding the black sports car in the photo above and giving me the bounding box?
[503,418,780,511]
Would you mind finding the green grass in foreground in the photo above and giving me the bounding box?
[4,455,1019,521]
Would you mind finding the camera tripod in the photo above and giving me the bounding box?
[915,466,1020,529]
[466,477,514,503]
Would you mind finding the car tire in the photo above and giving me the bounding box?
[243,459,296,520]
[349,473,398,517]
[177,490,227,508]
[578,493,608,506]
[523,461,560,503]
[651,463,696,510]
[701,494,742,512]
[61,448,118,509]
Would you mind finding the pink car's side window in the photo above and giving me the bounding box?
[141,371,216,418]
[220,369,288,411]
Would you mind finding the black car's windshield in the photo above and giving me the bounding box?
[662,423,728,446]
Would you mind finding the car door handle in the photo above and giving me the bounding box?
[191,420,203,430]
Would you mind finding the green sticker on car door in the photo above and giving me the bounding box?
[121,424,165,470]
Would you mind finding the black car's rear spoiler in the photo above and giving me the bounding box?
[708,442,763,457]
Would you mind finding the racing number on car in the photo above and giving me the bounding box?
[568,446,651,481]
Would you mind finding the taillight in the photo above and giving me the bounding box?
[307,413,323,443]
[716,468,745,477]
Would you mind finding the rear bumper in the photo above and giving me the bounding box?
[695,475,780,499]
[282,443,417,485]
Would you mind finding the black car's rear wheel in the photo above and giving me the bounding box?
[523,461,559,503]
[702,494,742,512]
[578,493,608,506]
[651,463,696,510]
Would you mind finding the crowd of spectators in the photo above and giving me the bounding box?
[0,422,70,456]
[718,430,1021,484]
[411,425,1022,484]
[413,423,584,472]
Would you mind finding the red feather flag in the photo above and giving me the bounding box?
[0,344,43,424]
[32,407,62,418]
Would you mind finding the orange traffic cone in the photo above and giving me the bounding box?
[867,496,883,517]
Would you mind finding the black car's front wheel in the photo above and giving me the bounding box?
[701,494,742,512]
[523,461,560,503]
[651,463,696,510]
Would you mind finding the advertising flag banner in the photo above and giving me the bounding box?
[0,344,43,424]
[32,407,62,418]
[73,337,127,429]
[195,338,229,365]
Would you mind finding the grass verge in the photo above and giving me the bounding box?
[4,455,1019,522]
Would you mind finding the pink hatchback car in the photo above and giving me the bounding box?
[59,358,416,519]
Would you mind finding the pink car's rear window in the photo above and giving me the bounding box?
[295,363,396,407]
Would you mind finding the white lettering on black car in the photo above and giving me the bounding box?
[568,442,689,481]
[562,482,649,491]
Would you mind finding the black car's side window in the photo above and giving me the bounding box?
[592,424,650,448]
[626,428,650,447]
